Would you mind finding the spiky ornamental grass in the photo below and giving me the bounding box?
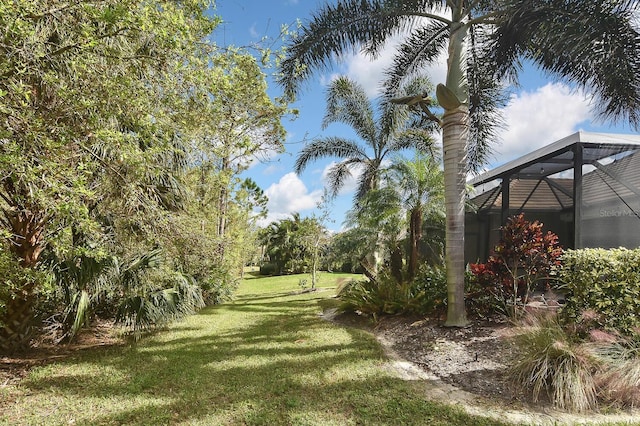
[588,330,640,407]
[509,313,599,412]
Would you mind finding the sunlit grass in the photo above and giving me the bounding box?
[2,272,506,425]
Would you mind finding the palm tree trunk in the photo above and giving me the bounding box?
[1,194,47,352]
[0,283,37,354]
[442,106,469,327]
[408,207,422,279]
[442,15,469,327]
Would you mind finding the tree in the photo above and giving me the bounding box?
[0,0,218,351]
[344,187,406,281]
[387,154,445,279]
[260,214,327,277]
[183,50,288,243]
[278,0,640,326]
[294,75,434,201]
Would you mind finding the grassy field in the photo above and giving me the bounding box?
[1,272,508,425]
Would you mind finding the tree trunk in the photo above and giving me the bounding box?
[0,284,37,354]
[390,245,403,283]
[442,16,469,327]
[408,207,422,279]
[1,183,47,352]
[442,106,469,327]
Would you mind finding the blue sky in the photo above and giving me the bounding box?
[213,1,635,231]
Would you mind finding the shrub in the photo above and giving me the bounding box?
[509,312,599,412]
[200,266,238,305]
[559,248,640,335]
[337,272,431,320]
[259,263,278,276]
[410,265,447,316]
[470,213,563,318]
[337,265,500,321]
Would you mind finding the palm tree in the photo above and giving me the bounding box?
[295,75,434,201]
[388,154,445,279]
[278,0,640,326]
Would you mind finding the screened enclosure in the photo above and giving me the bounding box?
[465,132,640,263]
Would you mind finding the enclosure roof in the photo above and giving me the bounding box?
[469,131,640,187]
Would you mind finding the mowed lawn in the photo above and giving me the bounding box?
[0,272,507,425]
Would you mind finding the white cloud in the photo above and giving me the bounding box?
[260,173,323,226]
[494,83,594,163]
[320,23,448,98]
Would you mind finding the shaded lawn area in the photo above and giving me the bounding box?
[1,273,507,425]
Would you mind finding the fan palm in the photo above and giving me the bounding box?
[279,0,640,326]
[295,75,434,201]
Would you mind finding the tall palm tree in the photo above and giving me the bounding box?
[295,75,434,201]
[388,154,445,279]
[279,0,640,326]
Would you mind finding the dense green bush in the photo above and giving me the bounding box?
[337,265,490,320]
[259,263,278,276]
[559,248,640,335]
[337,272,431,319]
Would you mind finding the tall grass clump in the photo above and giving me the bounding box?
[509,312,599,412]
[589,330,640,407]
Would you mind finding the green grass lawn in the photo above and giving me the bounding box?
[1,272,508,425]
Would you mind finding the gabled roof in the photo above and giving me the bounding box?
[469,131,640,187]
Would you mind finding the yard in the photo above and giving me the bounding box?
[1,272,506,426]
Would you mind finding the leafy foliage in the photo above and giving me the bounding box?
[260,214,328,276]
[0,1,288,351]
[337,274,430,320]
[470,213,563,317]
[559,248,640,335]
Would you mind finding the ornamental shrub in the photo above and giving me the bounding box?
[470,213,563,318]
[337,272,430,319]
[559,248,640,335]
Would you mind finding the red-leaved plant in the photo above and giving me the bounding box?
[470,213,563,318]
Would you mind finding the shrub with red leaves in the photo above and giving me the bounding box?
[470,213,563,317]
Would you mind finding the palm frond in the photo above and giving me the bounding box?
[466,23,508,172]
[69,290,91,339]
[387,128,436,155]
[323,76,377,144]
[382,21,450,100]
[489,0,640,127]
[279,0,440,99]
[294,137,366,173]
[324,160,359,198]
